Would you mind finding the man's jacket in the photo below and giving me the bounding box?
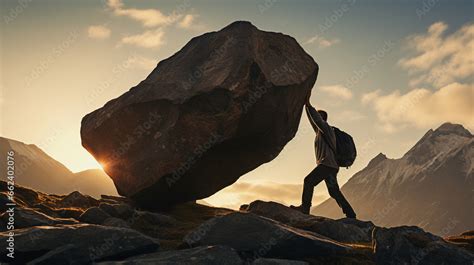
[305,104,338,169]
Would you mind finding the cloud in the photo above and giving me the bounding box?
[398,21,474,87]
[106,0,123,9]
[107,0,180,27]
[178,14,205,31]
[87,25,111,39]
[361,89,381,105]
[304,35,340,48]
[125,55,156,70]
[336,110,366,122]
[120,28,165,49]
[178,14,195,29]
[363,22,474,132]
[318,85,353,100]
[206,181,327,210]
[362,82,474,132]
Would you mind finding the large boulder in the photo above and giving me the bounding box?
[81,21,318,208]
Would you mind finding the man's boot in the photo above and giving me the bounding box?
[343,207,357,219]
[290,204,310,214]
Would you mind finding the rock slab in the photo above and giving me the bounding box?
[0,224,159,264]
[373,226,474,265]
[183,212,350,261]
[241,200,374,243]
[98,245,243,265]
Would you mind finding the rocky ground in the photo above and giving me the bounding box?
[0,181,472,264]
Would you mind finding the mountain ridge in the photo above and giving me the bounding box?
[0,136,117,197]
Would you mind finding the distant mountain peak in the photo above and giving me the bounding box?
[404,123,472,160]
[367,153,387,168]
[223,20,256,30]
[434,122,471,137]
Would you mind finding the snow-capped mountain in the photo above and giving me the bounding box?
[313,122,473,236]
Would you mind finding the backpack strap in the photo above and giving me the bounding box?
[318,126,337,155]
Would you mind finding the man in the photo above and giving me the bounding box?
[290,91,356,218]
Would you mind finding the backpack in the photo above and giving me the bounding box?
[323,127,357,168]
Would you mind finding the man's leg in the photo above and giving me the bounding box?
[324,169,357,218]
[297,165,327,213]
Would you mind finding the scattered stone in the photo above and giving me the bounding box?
[0,207,77,231]
[0,224,160,264]
[373,226,474,265]
[445,230,474,253]
[98,245,242,265]
[112,204,135,219]
[101,194,132,204]
[103,217,130,228]
[78,207,111,224]
[0,192,11,212]
[99,202,121,217]
[0,181,40,206]
[130,211,177,226]
[59,191,99,208]
[184,212,351,260]
[252,258,309,265]
[242,200,374,243]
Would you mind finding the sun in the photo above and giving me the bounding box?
[98,160,108,171]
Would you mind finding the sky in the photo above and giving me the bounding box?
[1,0,473,209]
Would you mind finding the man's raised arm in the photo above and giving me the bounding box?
[305,94,327,134]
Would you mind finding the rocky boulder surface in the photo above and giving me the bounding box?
[0,207,78,231]
[373,226,474,265]
[98,245,243,265]
[80,21,318,208]
[183,212,352,261]
[241,200,374,243]
[1,181,472,264]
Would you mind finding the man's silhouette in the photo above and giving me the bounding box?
[291,91,356,218]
